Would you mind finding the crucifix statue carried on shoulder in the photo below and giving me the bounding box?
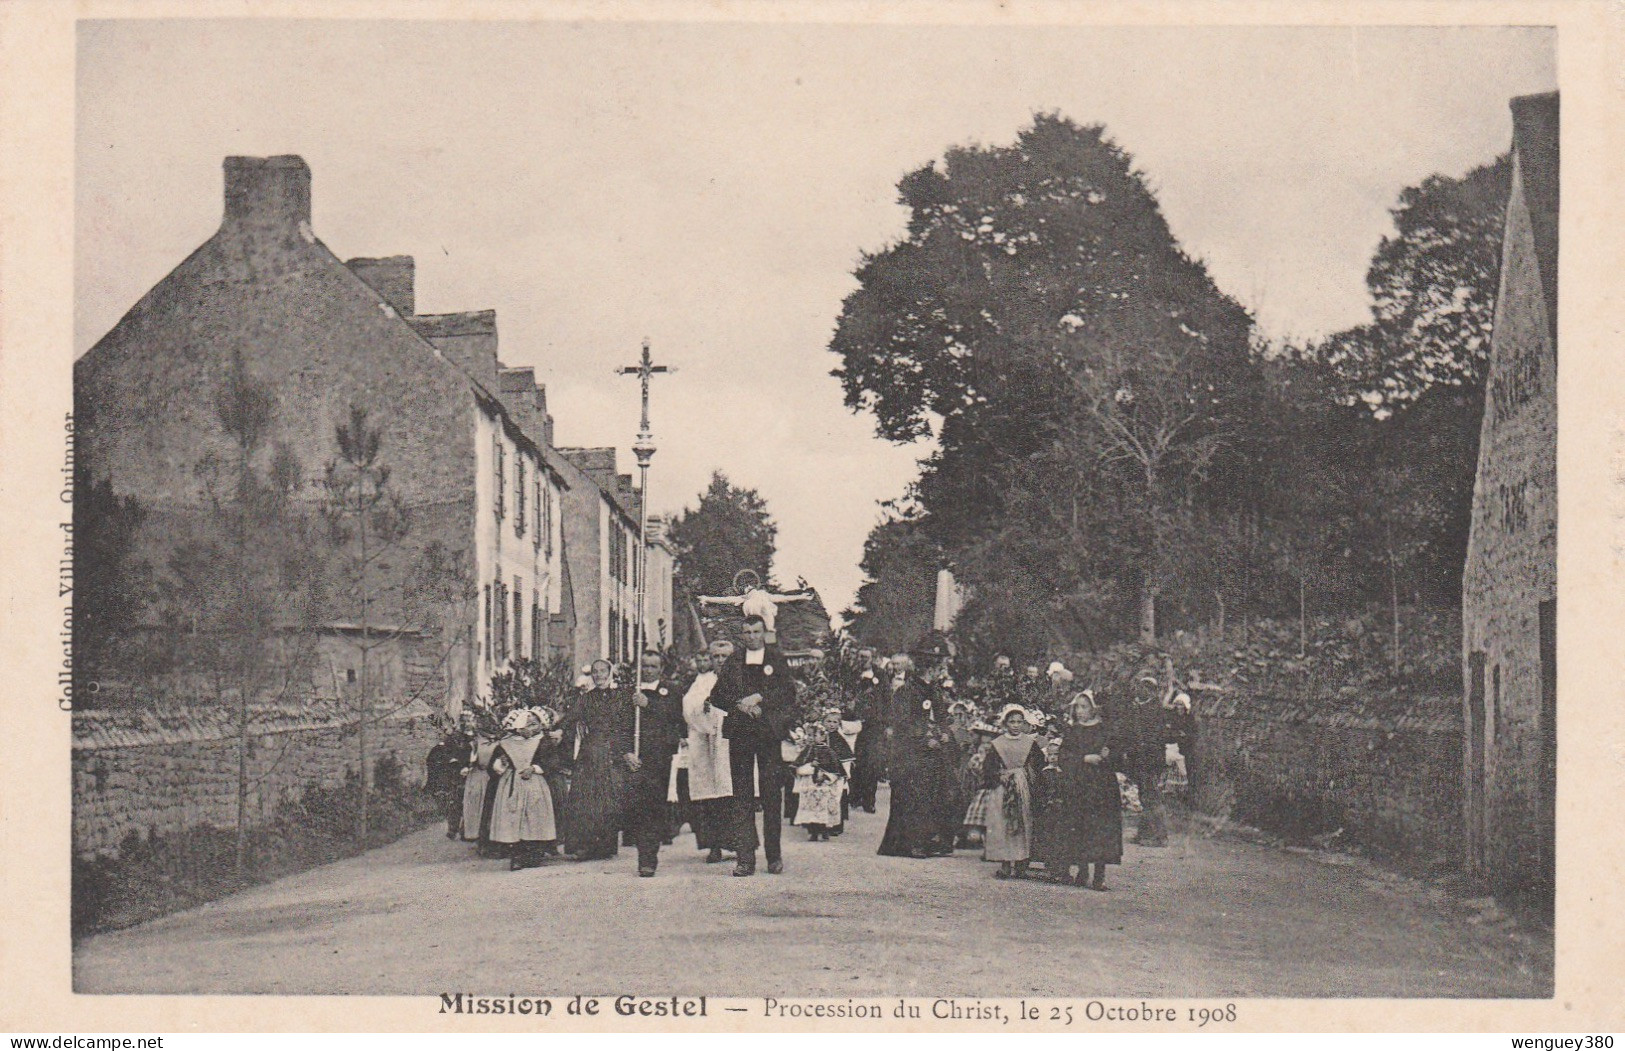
[699,569,814,646]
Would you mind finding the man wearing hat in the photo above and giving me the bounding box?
[846,646,890,814]
[1114,667,1174,847]
[426,716,473,841]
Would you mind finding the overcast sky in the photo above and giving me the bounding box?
[75,19,1555,618]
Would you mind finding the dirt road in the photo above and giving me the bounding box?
[74,790,1550,997]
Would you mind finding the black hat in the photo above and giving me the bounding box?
[909,633,951,660]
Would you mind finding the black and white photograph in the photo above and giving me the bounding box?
[5,0,1622,1037]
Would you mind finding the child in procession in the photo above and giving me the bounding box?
[791,721,848,841]
[980,703,1046,879]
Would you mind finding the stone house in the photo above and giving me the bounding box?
[1461,92,1558,906]
[642,515,678,651]
[75,155,572,715]
[554,447,677,665]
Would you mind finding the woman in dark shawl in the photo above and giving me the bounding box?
[1048,690,1124,890]
[556,659,636,860]
[877,656,951,859]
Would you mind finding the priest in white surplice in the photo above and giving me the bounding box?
[682,640,736,864]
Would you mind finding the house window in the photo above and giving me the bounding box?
[495,580,508,663]
[494,435,506,520]
[1492,664,1502,742]
[514,577,524,660]
[483,585,492,666]
[516,457,528,538]
[531,595,543,659]
[533,474,544,551]
[542,483,553,558]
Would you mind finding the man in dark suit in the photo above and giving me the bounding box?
[846,646,890,813]
[710,615,797,876]
[628,650,686,877]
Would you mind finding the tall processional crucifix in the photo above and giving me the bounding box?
[618,339,673,755]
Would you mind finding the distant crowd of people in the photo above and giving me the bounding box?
[426,619,1196,891]
[847,642,1195,889]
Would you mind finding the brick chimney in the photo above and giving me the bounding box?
[536,383,555,446]
[222,155,311,238]
[346,256,415,316]
[1510,91,1559,346]
[499,367,542,440]
[408,310,499,388]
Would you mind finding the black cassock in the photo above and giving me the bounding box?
[847,670,889,811]
[626,680,686,871]
[825,730,855,830]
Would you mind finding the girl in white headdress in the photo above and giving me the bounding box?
[980,703,1046,879]
[488,708,561,870]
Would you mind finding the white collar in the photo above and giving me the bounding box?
[745,649,766,665]
[638,681,661,693]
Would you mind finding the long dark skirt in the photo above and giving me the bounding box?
[851,730,885,810]
[561,739,625,858]
[877,764,940,856]
[1045,758,1124,869]
[477,773,505,857]
[935,749,969,843]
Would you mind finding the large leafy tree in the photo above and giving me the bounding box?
[831,114,1258,644]
[844,513,938,655]
[1320,154,1510,414]
[668,470,778,599]
[1310,153,1510,612]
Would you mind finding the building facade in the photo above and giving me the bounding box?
[643,515,678,651]
[75,155,580,715]
[555,448,676,665]
[1461,92,1558,906]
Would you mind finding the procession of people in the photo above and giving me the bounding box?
[429,613,1195,891]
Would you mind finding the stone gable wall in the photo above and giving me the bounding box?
[1461,135,1559,899]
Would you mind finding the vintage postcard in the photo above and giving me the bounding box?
[1,0,1621,1036]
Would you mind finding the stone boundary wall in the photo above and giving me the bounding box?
[72,699,440,859]
[1191,692,1462,873]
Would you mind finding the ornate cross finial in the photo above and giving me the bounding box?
[618,338,673,442]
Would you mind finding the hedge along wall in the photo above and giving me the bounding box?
[72,698,441,859]
[1191,692,1462,874]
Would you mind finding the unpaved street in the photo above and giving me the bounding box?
[75,791,1549,998]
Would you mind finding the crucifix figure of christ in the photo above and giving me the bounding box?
[619,338,671,442]
[699,569,815,645]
